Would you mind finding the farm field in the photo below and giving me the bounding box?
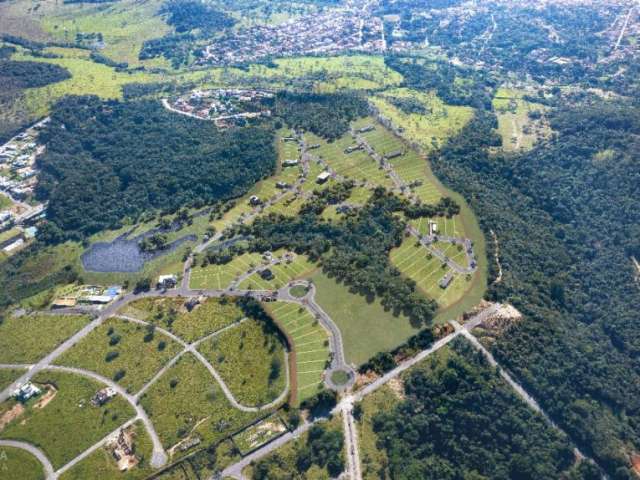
[0,445,45,480]
[139,354,262,453]
[371,87,474,152]
[238,253,317,291]
[263,301,330,404]
[0,314,90,364]
[54,317,182,393]
[190,252,264,290]
[310,270,420,365]
[493,88,550,152]
[0,371,134,469]
[121,297,244,343]
[58,421,154,480]
[197,318,288,407]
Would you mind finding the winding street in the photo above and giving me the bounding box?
[0,439,56,480]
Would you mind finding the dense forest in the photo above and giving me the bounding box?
[430,102,640,477]
[161,0,236,33]
[274,92,369,140]
[35,96,276,240]
[370,340,596,480]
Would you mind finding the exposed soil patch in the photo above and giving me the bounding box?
[0,403,24,432]
[387,377,405,400]
[33,384,57,410]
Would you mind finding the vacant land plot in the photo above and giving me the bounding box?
[310,270,420,366]
[0,445,45,480]
[139,354,261,452]
[238,254,316,291]
[0,369,25,392]
[122,297,244,343]
[0,371,134,469]
[151,439,240,480]
[389,237,471,310]
[55,317,182,393]
[0,314,90,364]
[410,215,463,238]
[263,302,330,404]
[493,88,550,152]
[241,413,343,479]
[372,88,474,152]
[356,385,400,480]
[198,319,288,407]
[233,414,287,455]
[190,252,264,290]
[58,421,154,480]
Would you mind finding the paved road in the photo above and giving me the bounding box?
[407,225,477,275]
[0,439,57,480]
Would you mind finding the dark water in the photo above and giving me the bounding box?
[82,233,197,273]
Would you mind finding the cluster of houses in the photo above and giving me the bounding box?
[51,285,123,310]
[12,382,42,402]
[198,6,385,66]
[169,89,274,127]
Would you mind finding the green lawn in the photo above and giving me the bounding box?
[58,421,155,480]
[0,314,90,364]
[190,253,264,290]
[0,194,13,210]
[122,297,244,343]
[139,354,262,453]
[0,445,45,480]
[263,302,330,405]
[310,270,420,366]
[493,88,550,153]
[0,371,135,469]
[55,317,182,394]
[197,319,288,407]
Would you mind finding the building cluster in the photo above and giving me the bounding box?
[51,285,123,310]
[198,8,385,66]
[169,89,274,127]
[107,427,139,471]
[12,382,42,402]
[0,119,48,255]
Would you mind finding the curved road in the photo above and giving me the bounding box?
[0,363,168,468]
[0,440,56,480]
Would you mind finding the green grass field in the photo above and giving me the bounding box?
[310,271,421,366]
[372,88,474,153]
[0,194,13,210]
[0,369,25,392]
[0,314,90,364]
[58,421,155,480]
[139,354,262,452]
[0,371,134,469]
[493,88,550,152]
[0,445,46,480]
[238,253,317,291]
[190,252,264,290]
[122,297,244,343]
[55,317,182,394]
[197,319,288,407]
[263,302,330,404]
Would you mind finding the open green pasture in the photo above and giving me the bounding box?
[197,318,288,407]
[139,354,262,452]
[410,216,463,238]
[55,317,182,393]
[263,302,330,404]
[309,271,420,366]
[59,420,155,480]
[0,314,90,364]
[0,371,134,469]
[122,297,244,343]
[0,369,25,392]
[493,88,550,153]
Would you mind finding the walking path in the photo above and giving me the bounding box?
[0,439,56,480]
